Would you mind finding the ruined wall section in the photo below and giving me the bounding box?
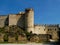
[0,15,7,28]
[45,25,59,41]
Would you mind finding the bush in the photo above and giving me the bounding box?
[0,28,4,33]
[29,34,39,42]
[4,34,8,42]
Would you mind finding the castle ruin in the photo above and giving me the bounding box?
[0,8,59,42]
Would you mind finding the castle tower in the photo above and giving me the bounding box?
[25,8,34,33]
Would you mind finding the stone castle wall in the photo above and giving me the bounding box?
[9,13,25,28]
[0,15,8,28]
[0,12,25,29]
[0,8,34,30]
[45,25,59,41]
[34,25,46,34]
[9,14,17,26]
[34,24,59,41]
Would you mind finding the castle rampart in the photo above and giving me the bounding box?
[34,25,46,34]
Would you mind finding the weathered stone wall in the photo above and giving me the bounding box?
[9,12,25,28]
[45,25,59,41]
[9,14,17,26]
[34,24,59,41]
[0,15,7,28]
[34,25,46,34]
[16,12,25,28]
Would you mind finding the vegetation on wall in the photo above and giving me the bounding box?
[0,25,27,43]
[0,25,53,43]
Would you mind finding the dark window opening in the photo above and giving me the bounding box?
[48,29,52,31]
[48,29,49,31]
[49,35,52,39]
[30,31,32,34]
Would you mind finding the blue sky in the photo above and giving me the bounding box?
[0,0,60,24]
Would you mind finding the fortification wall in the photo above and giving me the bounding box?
[34,25,46,34]
[45,25,59,41]
[9,12,25,28]
[16,13,25,28]
[9,14,17,26]
[0,15,7,28]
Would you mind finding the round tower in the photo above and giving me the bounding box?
[25,8,34,33]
